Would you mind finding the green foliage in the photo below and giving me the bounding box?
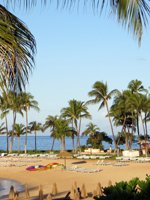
[95,175,150,200]
[87,131,112,149]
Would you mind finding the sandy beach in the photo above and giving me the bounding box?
[0,157,150,199]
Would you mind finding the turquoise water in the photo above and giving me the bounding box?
[0,135,139,151]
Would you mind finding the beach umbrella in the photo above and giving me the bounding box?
[57,151,72,169]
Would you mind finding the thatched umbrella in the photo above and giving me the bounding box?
[57,151,72,169]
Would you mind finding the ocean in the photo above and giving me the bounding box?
[0,135,139,151]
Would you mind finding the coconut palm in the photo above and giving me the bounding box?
[110,90,136,149]
[20,92,39,154]
[61,99,91,151]
[0,5,36,93]
[5,0,150,44]
[43,115,58,151]
[8,91,24,153]
[82,122,100,136]
[88,81,118,150]
[0,93,10,153]
[14,123,26,153]
[128,79,147,94]
[29,121,42,152]
[50,117,74,151]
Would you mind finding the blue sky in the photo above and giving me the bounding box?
[6,4,150,133]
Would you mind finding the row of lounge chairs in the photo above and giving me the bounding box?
[76,155,111,159]
[116,156,150,163]
[66,166,101,173]
[96,160,128,166]
[0,153,58,159]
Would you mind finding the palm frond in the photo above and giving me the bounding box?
[5,0,150,43]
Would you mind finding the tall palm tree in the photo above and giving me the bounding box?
[110,90,136,149]
[88,81,118,150]
[43,115,58,151]
[29,121,42,152]
[14,123,26,153]
[5,0,150,44]
[0,93,10,153]
[0,5,36,93]
[8,91,24,153]
[20,92,39,154]
[127,80,147,138]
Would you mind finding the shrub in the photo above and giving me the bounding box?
[94,175,150,200]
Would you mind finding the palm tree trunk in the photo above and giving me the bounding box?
[72,121,75,152]
[140,113,146,138]
[51,137,55,151]
[116,116,126,147]
[9,111,16,153]
[61,136,65,151]
[144,113,148,140]
[5,116,9,153]
[35,130,37,152]
[25,107,28,154]
[105,101,117,150]
[137,114,140,136]
[18,137,20,153]
[75,122,80,151]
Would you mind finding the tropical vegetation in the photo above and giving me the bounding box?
[94,175,150,200]
[1,78,150,153]
[4,0,150,44]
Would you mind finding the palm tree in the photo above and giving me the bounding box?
[110,90,136,149]
[87,131,112,150]
[61,99,91,151]
[88,81,118,150]
[128,79,147,94]
[43,115,58,151]
[0,5,36,93]
[8,91,24,153]
[0,93,10,153]
[20,92,39,154]
[29,121,42,152]
[50,117,74,151]
[82,122,100,136]
[14,123,26,153]
[5,0,150,44]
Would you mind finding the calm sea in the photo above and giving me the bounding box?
[0,135,139,151]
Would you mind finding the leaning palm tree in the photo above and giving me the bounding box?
[20,92,39,154]
[29,121,42,152]
[43,115,58,151]
[88,81,118,150]
[0,5,36,93]
[5,0,150,44]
